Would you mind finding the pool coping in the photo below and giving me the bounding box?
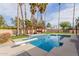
[0,35,78,56]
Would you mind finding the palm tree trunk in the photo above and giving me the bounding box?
[75,18,79,35]
[41,13,43,21]
[72,3,75,34]
[16,4,20,35]
[41,13,43,32]
[24,4,27,20]
[76,25,77,35]
[43,5,46,32]
[36,10,39,33]
[31,14,34,34]
[58,3,61,44]
[19,4,24,35]
[24,4,26,35]
[43,13,45,32]
[58,3,60,33]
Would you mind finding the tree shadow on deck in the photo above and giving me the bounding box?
[71,35,79,56]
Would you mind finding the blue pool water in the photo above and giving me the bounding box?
[29,35,62,52]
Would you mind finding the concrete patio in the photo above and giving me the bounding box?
[0,43,48,56]
[0,36,78,56]
[47,37,78,56]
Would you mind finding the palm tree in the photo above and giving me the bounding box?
[23,3,27,35]
[25,20,33,34]
[17,3,27,35]
[0,15,5,28]
[37,3,48,20]
[76,17,79,35]
[24,4,27,20]
[16,3,25,35]
[30,3,37,33]
[19,3,24,35]
[58,3,61,33]
[37,3,48,32]
[16,4,20,35]
[72,3,75,34]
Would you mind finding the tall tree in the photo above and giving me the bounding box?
[37,3,48,30]
[23,4,27,35]
[0,15,5,28]
[37,3,48,20]
[24,4,27,20]
[37,19,45,29]
[47,23,51,28]
[30,3,37,33]
[58,3,61,33]
[25,20,33,34]
[76,17,79,35]
[72,3,75,34]
[16,4,20,35]
[25,20,32,29]
[60,21,71,32]
[11,17,17,27]
[19,3,24,35]
[16,3,26,35]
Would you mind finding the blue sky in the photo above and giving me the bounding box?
[0,3,79,28]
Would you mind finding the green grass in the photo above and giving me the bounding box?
[11,35,28,39]
[11,35,29,42]
[11,32,73,42]
[42,32,73,35]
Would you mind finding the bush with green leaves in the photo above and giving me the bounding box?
[60,21,71,32]
[0,33,11,44]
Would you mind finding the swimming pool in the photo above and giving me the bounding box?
[29,34,63,52]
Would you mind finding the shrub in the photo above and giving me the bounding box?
[0,33,11,44]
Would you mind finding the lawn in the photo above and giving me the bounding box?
[11,35,29,42]
[11,32,72,39]
[11,32,73,42]
[42,32,73,35]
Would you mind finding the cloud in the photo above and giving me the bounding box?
[0,3,31,18]
[0,3,79,27]
[47,3,79,28]
[0,3,17,17]
[0,3,31,26]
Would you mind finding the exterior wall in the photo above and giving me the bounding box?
[46,29,63,33]
[46,29,76,33]
[1,29,79,36]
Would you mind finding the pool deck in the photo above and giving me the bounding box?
[47,37,78,56]
[0,43,47,56]
[0,36,78,56]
